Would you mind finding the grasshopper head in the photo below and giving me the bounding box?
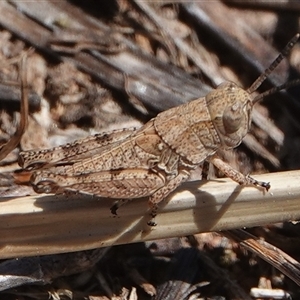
[207,34,300,150]
[207,81,253,149]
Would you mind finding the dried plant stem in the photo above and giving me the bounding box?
[0,54,28,161]
[0,170,299,258]
[224,229,300,286]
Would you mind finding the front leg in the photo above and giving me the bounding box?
[209,155,270,190]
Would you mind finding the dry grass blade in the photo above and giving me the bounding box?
[0,171,300,259]
[224,0,300,12]
[0,248,107,291]
[131,0,224,85]
[0,54,28,161]
[224,229,300,286]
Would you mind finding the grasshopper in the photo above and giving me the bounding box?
[18,34,300,220]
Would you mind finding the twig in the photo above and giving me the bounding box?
[0,170,299,258]
[224,229,300,286]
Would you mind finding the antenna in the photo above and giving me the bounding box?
[253,79,300,104]
[247,33,300,95]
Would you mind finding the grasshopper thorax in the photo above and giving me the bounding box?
[206,81,252,149]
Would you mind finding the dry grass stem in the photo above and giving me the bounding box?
[0,170,299,258]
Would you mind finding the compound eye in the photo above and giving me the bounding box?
[217,82,237,91]
[223,103,242,134]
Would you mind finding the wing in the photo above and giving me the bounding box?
[35,120,166,175]
[19,128,136,170]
